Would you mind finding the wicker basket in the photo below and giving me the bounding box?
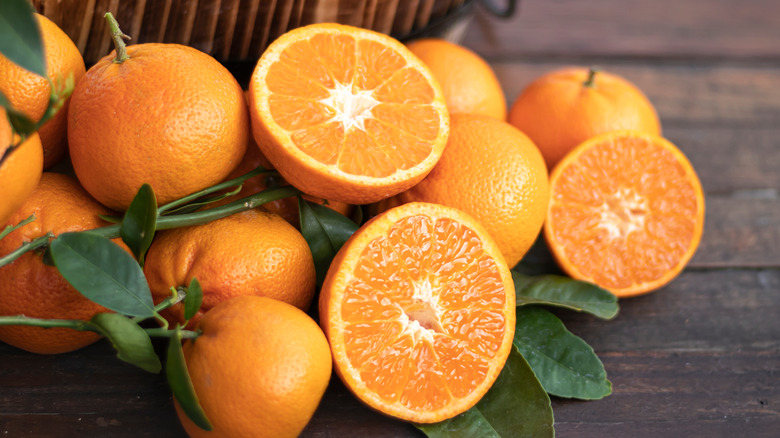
[32,0,476,65]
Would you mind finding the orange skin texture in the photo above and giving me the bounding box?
[0,13,86,168]
[143,209,316,329]
[219,133,353,227]
[407,38,506,120]
[68,43,248,211]
[391,114,550,268]
[0,110,44,225]
[508,67,661,170]
[176,296,332,438]
[0,173,125,354]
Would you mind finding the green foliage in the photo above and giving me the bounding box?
[90,313,162,373]
[416,348,554,438]
[513,271,619,320]
[183,278,203,322]
[120,183,158,265]
[514,306,612,399]
[166,327,213,431]
[298,198,358,285]
[49,232,156,317]
[0,0,46,78]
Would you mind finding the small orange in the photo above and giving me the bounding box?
[143,209,316,329]
[0,109,44,225]
[0,173,122,354]
[389,113,549,268]
[406,38,506,120]
[508,67,661,170]
[319,202,516,423]
[219,131,353,227]
[176,295,332,438]
[68,41,247,211]
[0,13,86,168]
[248,23,450,205]
[545,130,705,298]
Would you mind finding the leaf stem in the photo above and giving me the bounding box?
[157,166,273,214]
[0,232,53,266]
[0,315,199,339]
[104,12,131,63]
[0,214,36,240]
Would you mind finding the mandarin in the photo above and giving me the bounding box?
[0,13,85,169]
[144,209,316,329]
[0,173,123,354]
[509,67,661,170]
[0,109,43,225]
[248,23,449,205]
[320,202,516,423]
[545,130,705,297]
[407,38,506,120]
[68,31,247,211]
[176,296,332,438]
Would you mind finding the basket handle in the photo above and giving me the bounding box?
[479,0,519,18]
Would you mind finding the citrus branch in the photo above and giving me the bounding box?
[105,12,131,63]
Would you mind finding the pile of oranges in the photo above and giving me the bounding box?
[0,11,704,438]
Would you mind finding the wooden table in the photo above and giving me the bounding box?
[2,1,779,436]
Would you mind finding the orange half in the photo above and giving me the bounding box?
[248,23,450,205]
[319,202,515,423]
[545,130,705,297]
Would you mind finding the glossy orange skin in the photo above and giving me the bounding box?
[508,67,661,170]
[0,173,124,354]
[407,38,507,120]
[176,296,332,438]
[68,43,248,211]
[143,209,316,329]
[0,109,44,225]
[0,13,86,168]
[391,114,549,268]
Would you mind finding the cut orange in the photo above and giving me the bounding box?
[248,23,450,205]
[319,202,515,423]
[545,130,705,298]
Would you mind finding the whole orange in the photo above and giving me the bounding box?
[176,295,332,438]
[0,13,86,168]
[407,38,506,120]
[0,109,43,225]
[508,66,661,170]
[390,113,549,269]
[218,132,353,227]
[0,173,121,354]
[143,209,316,329]
[68,43,248,211]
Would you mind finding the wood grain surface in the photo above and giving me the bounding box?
[1,1,778,437]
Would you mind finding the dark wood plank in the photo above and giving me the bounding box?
[464,0,780,60]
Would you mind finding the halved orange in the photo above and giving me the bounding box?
[319,202,516,423]
[545,130,705,298]
[248,23,450,205]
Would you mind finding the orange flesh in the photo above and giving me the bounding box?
[340,215,507,411]
[548,135,701,291]
[265,34,441,178]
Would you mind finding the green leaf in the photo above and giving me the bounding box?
[120,184,158,265]
[512,271,618,320]
[514,306,612,400]
[0,89,36,137]
[50,232,156,317]
[299,199,358,285]
[0,0,46,77]
[417,348,554,438]
[183,278,203,322]
[166,327,212,431]
[90,312,162,373]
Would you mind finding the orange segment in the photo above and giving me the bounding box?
[545,130,705,298]
[320,202,515,423]
[249,23,449,205]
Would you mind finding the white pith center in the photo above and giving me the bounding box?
[399,278,444,344]
[596,187,649,239]
[319,82,380,132]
